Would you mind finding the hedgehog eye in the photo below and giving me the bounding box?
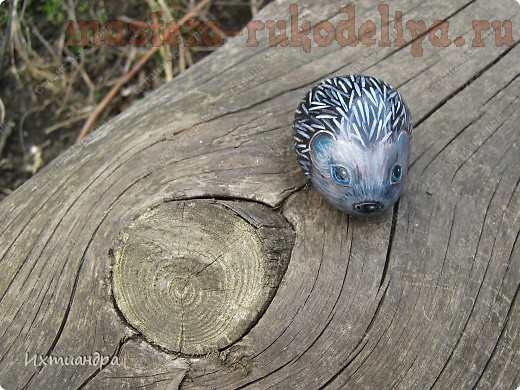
[331,165,352,186]
[391,164,403,184]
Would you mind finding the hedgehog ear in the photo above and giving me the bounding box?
[310,131,335,167]
[397,132,410,167]
[397,131,409,150]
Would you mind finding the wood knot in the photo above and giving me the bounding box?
[111,199,294,355]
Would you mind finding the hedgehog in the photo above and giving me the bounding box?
[293,75,412,216]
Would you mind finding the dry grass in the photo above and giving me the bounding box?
[0,0,266,200]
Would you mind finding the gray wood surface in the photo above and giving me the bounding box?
[111,199,294,355]
[1,0,519,389]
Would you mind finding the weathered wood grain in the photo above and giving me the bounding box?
[0,0,519,389]
[111,199,294,355]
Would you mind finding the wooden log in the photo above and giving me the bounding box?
[1,0,519,389]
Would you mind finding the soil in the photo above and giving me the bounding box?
[0,0,258,203]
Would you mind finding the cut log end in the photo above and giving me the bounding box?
[111,199,294,355]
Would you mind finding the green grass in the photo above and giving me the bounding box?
[39,0,66,25]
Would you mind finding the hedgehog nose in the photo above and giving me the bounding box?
[353,201,383,214]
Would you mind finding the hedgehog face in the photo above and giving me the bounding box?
[309,130,410,215]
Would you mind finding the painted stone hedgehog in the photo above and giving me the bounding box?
[293,75,412,216]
